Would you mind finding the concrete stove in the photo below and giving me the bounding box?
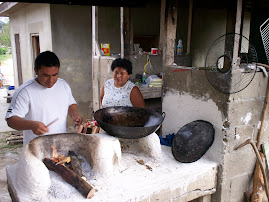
[6,132,218,201]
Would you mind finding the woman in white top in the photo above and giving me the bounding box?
[100,58,145,108]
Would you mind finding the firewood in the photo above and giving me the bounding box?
[68,151,86,179]
[77,124,84,133]
[6,131,23,145]
[43,158,95,199]
[91,126,98,134]
[7,139,23,145]
[6,136,23,141]
[82,123,87,134]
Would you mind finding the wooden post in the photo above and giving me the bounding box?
[159,0,166,55]
[163,0,178,66]
[186,0,193,55]
[122,7,132,59]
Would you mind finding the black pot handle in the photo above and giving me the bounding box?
[162,112,166,119]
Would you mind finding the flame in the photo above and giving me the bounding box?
[51,145,59,159]
[50,145,68,165]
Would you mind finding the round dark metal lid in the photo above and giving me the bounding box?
[172,120,215,163]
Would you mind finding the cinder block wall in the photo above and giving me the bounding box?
[162,68,268,201]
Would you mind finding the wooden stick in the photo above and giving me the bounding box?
[46,118,59,128]
[257,76,269,148]
[235,139,269,200]
[252,151,265,202]
[43,158,95,199]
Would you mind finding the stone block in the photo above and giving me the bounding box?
[223,148,256,179]
[228,99,263,127]
[230,173,253,202]
[224,125,255,153]
[257,72,268,97]
[231,71,260,99]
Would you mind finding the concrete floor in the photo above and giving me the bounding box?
[0,57,18,202]
[0,58,15,133]
[0,88,15,133]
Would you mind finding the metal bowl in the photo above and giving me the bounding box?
[94,106,165,139]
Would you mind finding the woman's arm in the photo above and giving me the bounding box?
[130,86,145,108]
[100,84,105,108]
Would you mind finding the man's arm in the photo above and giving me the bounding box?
[68,104,83,126]
[6,116,49,135]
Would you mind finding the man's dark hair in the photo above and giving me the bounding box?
[35,51,60,71]
[111,58,132,74]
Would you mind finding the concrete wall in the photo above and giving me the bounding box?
[191,8,227,68]
[161,1,268,201]
[50,4,92,125]
[9,4,52,87]
[162,67,268,201]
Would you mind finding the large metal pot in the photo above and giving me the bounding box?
[94,106,165,139]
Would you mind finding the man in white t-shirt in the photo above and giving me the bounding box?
[5,51,83,146]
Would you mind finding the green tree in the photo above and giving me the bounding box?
[0,21,10,48]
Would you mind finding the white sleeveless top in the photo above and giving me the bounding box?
[102,79,135,107]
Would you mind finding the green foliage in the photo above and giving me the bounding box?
[0,54,11,62]
[0,47,7,55]
[0,21,10,48]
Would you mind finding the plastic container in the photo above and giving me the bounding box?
[176,39,183,55]
[151,48,158,55]
[101,43,110,56]
[8,86,15,90]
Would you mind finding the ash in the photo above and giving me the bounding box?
[47,155,93,200]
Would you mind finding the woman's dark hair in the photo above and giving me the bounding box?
[35,51,60,71]
[111,58,132,74]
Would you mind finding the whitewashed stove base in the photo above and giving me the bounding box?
[6,133,218,202]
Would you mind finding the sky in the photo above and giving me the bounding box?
[0,17,9,23]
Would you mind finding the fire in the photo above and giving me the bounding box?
[50,145,70,166]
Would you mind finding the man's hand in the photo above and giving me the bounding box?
[68,104,83,126]
[31,121,49,135]
[71,114,83,126]
[6,116,49,135]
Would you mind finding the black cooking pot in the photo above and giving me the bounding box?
[94,106,165,139]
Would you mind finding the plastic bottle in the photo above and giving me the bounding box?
[142,72,147,84]
[176,39,183,55]
[87,121,98,126]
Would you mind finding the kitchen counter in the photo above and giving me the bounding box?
[139,86,162,99]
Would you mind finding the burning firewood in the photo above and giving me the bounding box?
[68,151,86,180]
[43,158,95,199]
[56,156,71,166]
[50,145,67,164]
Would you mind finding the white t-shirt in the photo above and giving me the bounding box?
[5,78,77,146]
[102,78,135,107]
